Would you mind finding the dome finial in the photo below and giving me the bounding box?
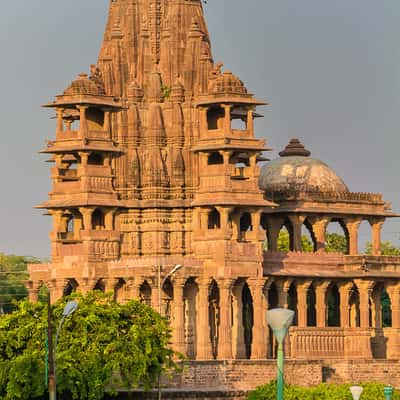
[279,138,311,157]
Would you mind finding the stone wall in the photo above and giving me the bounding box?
[165,360,323,391]
[323,360,400,386]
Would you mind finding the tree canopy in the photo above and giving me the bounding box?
[0,291,176,400]
[0,254,42,314]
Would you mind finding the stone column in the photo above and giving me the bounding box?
[104,208,116,230]
[56,108,64,135]
[369,218,385,256]
[386,282,400,329]
[172,278,186,355]
[222,104,232,136]
[232,283,246,359]
[275,279,291,308]
[315,281,330,328]
[247,109,254,135]
[196,278,213,359]
[78,105,89,138]
[79,207,94,230]
[355,279,374,328]
[199,107,208,134]
[297,280,312,327]
[267,218,284,252]
[346,219,361,255]
[217,278,233,359]
[248,279,267,359]
[216,207,233,236]
[372,289,382,329]
[338,282,353,328]
[310,217,330,253]
[27,281,41,302]
[288,215,305,252]
[104,110,111,138]
[250,210,263,242]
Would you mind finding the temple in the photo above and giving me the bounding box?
[28,0,400,394]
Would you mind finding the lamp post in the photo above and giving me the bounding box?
[350,386,363,400]
[266,308,295,400]
[47,297,78,400]
[384,386,393,400]
[157,264,183,400]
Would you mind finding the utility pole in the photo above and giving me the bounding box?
[47,291,56,400]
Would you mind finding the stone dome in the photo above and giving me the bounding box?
[259,139,349,193]
[211,71,248,95]
[63,73,105,96]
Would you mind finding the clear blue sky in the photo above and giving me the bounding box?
[0,0,399,257]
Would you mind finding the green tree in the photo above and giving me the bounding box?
[0,254,41,314]
[0,291,177,400]
[365,241,400,256]
[325,233,348,253]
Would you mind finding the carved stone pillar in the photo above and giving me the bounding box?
[275,279,291,308]
[199,107,208,134]
[355,279,374,328]
[297,280,312,327]
[77,105,89,138]
[232,283,246,359]
[172,278,186,355]
[266,218,284,252]
[105,208,116,230]
[386,282,400,329]
[369,218,385,256]
[217,278,233,359]
[248,278,267,359]
[27,281,41,303]
[310,217,330,252]
[247,109,254,135]
[346,219,361,255]
[196,278,213,360]
[338,282,353,328]
[104,278,118,294]
[222,104,232,136]
[79,207,94,230]
[288,215,305,252]
[56,108,64,134]
[315,281,330,328]
[372,289,382,329]
[216,207,233,237]
[250,210,263,242]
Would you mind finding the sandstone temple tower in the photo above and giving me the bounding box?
[29,0,400,391]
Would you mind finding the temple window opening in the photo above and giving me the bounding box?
[327,284,340,327]
[63,279,78,296]
[242,283,254,359]
[92,208,105,230]
[208,152,224,165]
[207,106,224,130]
[139,281,152,307]
[88,152,104,166]
[208,209,221,229]
[288,283,298,326]
[307,285,317,326]
[209,280,220,360]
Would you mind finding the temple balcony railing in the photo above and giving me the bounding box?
[264,251,400,276]
[265,186,384,204]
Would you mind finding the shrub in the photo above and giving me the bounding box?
[246,382,399,400]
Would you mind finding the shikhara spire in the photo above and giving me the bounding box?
[98,0,213,97]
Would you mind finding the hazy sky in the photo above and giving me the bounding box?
[0,0,399,257]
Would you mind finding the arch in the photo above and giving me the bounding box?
[277,219,294,252]
[114,278,127,303]
[63,279,78,297]
[209,280,220,359]
[92,208,105,230]
[183,278,198,359]
[239,212,252,241]
[162,279,173,320]
[88,152,104,166]
[139,281,152,307]
[288,283,298,326]
[349,284,360,327]
[207,106,224,130]
[301,220,316,252]
[208,152,224,165]
[268,282,279,309]
[327,284,340,327]
[307,284,317,327]
[382,289,392,328]
[93,279,106,292]
[208,209,221,230]
[242,283,254,359]
[326,220,349,254]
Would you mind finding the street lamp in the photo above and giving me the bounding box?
[350,386,363,400]
[384,386,393,400]
[157,264,183,400]
[47,299,78,400]
[266,308,295,400]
